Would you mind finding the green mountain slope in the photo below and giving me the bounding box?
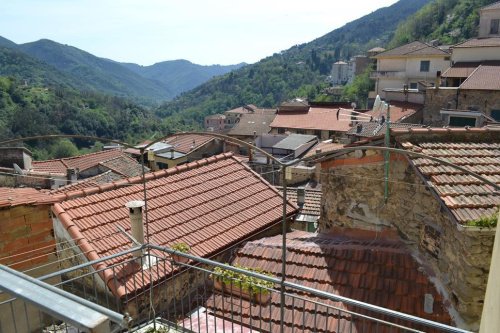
[122,60,246,97]
[0,46,87,89]
[19,39,172,102]
[156,0,430,124]
[389,0,499,47]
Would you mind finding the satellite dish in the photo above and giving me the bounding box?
[13,163,24,175]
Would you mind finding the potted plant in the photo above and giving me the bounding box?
[211,264,274,304]
[170,242,190,264]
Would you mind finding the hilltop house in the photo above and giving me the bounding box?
[370,41,450,100]
[424,3,500,125]
[317,127,500,329]
[50,153,297,324]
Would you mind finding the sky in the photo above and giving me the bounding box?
[0,0,398,66]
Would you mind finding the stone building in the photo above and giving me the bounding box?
[50,153,297,325]
[317,127,500,330]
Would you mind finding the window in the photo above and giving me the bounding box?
[449,116,476,127]
[420,60,430,72]
[277,128,286,134]
[409,82,418,89]
[491,19,499,35]
[491,109,500,121]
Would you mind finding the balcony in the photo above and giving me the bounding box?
[370,71,406,79]
[0,244,471,333]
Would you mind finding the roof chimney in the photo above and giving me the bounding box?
[315,148,322,155]
[125,200,145,258]
[297,187,305,208]
[424,294,434,314]
[66,168,78,183]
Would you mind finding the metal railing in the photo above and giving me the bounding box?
[0,244,471,333]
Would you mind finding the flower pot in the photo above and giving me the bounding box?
[212,277,270,305]
[172,253,189,264]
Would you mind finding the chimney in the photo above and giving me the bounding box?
[170,147,175,159]
[424,294,434,314]
[297,187,305,208]
[125,200,145,258]
[436,71,441,89]
[66,168,78,183]
[315,148,322,155]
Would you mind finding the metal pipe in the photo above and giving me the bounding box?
[280,166,287,333]
[384,103,391,202]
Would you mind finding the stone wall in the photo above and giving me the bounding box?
[424,88,500,125]
[319,151,494,329]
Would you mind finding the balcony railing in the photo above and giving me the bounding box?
[0,244,472,333]
[370,71,406,79]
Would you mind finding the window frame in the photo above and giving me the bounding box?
[420,60,430,72]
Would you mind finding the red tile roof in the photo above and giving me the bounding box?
[364,101,422,123]
[270,107,353,132]
[375,41,449,57]
[99,154,147,177]
[459,64,500,90]
[304,141,345,158]
[276,187,322,217]
[395,128,500,224]
[31,149,125,175]
[52,153,298,298]
[0,187,56,207]
[162,134,214,154]
[441,62,481,78]
[204,230,451,332]
[481,1,500,10]
[453,37,500,48]
[49,171,124,194]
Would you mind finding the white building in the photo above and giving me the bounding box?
[370,41,451,99]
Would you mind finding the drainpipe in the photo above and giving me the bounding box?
[125,200,145,258]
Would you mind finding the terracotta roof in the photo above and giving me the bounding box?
[276,187,322,217]
[441,62,481,78]
[375,41,449,57]
[346,122,423,138]
[31,149,125,175]
[99,154,147,177]
[228,112,276,137]
[52,153,298,298]
[270,107,353,132]
[368,47,386,53]
[453,37,500,48]
[459,64,500,90]
[49,171,124,194]
[304,141,345,158]
[364,102,422,123]
[225,105,258,114]
[0,187,56,207]
[162,134,214,154]
[395,128,500,224]
[204,230,451,332]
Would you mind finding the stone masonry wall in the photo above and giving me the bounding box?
[424,88,500,125]
[319,151,494,329]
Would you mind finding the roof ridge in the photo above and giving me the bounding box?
[458,64,482,88]
[52,152,235,202]
[33,148,122,164]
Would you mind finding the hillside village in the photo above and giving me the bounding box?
[0,2,500,333]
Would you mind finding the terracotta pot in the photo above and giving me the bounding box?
[172,253,189,264]
[212,277,271,304]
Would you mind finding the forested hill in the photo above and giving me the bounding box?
[389,0,499,47]
[0,37,244,104]
[0,76,199,159]
[122,60,246,97]
[156,0,430,124]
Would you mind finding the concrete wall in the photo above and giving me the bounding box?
[319,151,494,329]
[452,47,500,62]
[479,7,500,38]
